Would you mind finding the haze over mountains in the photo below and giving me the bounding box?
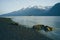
[1,3,60,16]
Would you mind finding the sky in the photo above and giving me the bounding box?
[0,0,60,15]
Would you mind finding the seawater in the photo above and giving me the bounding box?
[4,16,60,40]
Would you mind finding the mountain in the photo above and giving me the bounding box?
[46,3,60,16]
[0,3,60,16]
[0,6,48,16]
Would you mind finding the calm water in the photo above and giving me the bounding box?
[5,16,60,40]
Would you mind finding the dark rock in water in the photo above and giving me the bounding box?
[10,22,19,26]
[32,24,53,32]
[0,18,53,40]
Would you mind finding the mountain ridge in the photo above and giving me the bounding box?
[0,3,60,16]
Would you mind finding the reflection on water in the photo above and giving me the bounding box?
[5,16,60,40]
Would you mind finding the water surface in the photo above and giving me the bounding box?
[5,16,60,40]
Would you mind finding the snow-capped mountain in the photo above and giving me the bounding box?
[0,3,60,16]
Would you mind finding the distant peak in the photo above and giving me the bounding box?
[29,5,47,9]
[55,3,60,6]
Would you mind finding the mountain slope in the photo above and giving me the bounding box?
[47,3,60,16]
[0,3,60,16]
[0,6,47,16]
